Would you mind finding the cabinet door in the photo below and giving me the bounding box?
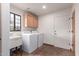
[33,16,38,28]
[27,14,34,27]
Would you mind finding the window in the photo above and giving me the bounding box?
[10,12,21,31]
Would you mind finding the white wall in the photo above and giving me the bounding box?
[38,8,72,49]
[1,3,10,56]
[75,4,79,56]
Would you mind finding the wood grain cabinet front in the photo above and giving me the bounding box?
[27,14,34,27]
[24,12,38,28]
[33,15,38,28]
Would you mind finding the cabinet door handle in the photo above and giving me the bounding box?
[54,33,56,35]
[54,31,56,32]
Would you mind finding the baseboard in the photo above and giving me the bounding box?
[43,43,55,47]
[70,48,73,51]
[43,43,71,50]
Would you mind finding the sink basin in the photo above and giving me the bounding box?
[10,32,22,40]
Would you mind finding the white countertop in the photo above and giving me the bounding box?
[10,36,21,40]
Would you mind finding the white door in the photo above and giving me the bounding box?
[54,15,72,49]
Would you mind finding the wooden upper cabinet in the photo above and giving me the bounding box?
[33,15,38,28]
[24,12,38,28]
[27,14,34,27]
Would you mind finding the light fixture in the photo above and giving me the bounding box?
[27,8,30,11]
[42,5,46,9]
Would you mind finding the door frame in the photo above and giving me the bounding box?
[71,10,75,56]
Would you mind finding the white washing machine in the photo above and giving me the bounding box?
[31,31,44,48]
[37,33,44,48]
[22,33,38,53]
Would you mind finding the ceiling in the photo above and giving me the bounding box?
[10,3,73,16]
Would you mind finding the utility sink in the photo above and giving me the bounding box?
[9,32,22,49]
